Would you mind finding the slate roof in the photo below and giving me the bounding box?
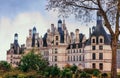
[86,20,111,45]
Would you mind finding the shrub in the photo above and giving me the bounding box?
[93,70,100,77]
[101,73,108,78]
[18,74,26,78]
[83,68,100,74]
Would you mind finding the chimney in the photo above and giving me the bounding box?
[70,32,75,44]
[29,29,32,37]
[51,24,54,33]
[89,28,91,38]
[75,29,79,43]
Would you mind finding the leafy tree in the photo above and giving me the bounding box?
[47,0,120,78]
[61,68,72,78]
[70,64,78,74]
[19,50,48,72]
[50,66,60,78]
[0,61,11,72]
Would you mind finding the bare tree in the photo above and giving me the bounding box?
[46,0,120,78]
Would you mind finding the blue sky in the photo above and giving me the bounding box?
[0,0,95,60]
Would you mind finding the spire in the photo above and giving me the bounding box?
[33,26,37,34]
[14,33,19,46]
[58,19,62,28]
[97,11,102,27]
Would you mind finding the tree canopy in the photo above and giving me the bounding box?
[0,61,11,72]
[19,50,49,72]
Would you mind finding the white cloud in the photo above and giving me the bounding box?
[0,12,49,60]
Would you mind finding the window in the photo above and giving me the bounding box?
[92,46,96,50]
[92,53,96,60]
[92,39,95,43]
[73,56,75,61]
[68,50,70,54]
[76,56,78,61]
[99,45,103,50]
[83,55,84,61]
[99,53,103,60]
[56,36,58,40]
[55,48,57,54]
[79,49,81,53]
[71,56,72,61]
[56,42,58,45]
[54,56,57,61]
[73,50,75,53]
[99,63,103,70]
[68,56,70,61]
[76,49,78,53]
[79,55,81,61]
[92,63,96,68]
[100,38,103,43]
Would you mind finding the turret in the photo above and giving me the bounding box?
[75,29,79,43]
[33,26,37,34]
[13,33,19,54]
[14,33,19,46]
[97,11,102,27]
[32,27,37,47]
[58,19,62,29]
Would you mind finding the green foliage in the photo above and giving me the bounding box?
[83,68,100,74]
[61,68,72,78]
[18,74,26,78]
[80,71,91,78]
[0,61,11,72]
[70,64,78,74]
[19,50,48,72]
[101,73,108,78]
[93,70,100,77]
[50,66,60,77]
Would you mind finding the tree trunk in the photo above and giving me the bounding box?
[111,36,118,78]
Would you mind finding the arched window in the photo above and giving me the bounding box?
[100,38,103,43]
[92,39,95,43]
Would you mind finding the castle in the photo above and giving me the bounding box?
[7,12,120,72]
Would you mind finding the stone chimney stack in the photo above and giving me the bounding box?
[29,29,32,37]
[51,24,55,33]
[70,32,75,44]
[75,29,79,43]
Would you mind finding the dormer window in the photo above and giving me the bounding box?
[91,36,96,44]
[56,36,58,40]
[100,38,103,43]
[92,39,95,43]
[99,36,104,44]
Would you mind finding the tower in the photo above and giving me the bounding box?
[32,27,36,47]
[58,19,62,30]
[13,33,19,54]
[14,33,19,46]
[97,11,102,27]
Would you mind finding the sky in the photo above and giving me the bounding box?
[0,0,96,61]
